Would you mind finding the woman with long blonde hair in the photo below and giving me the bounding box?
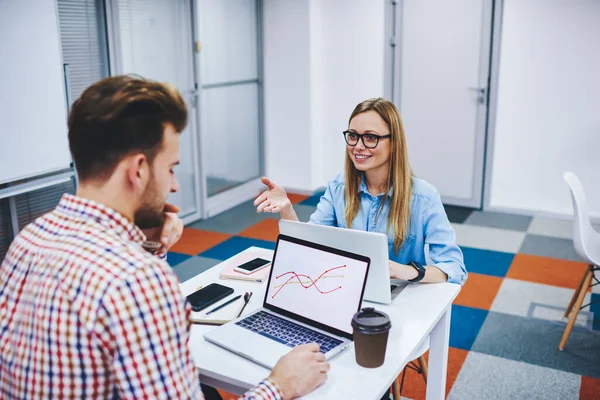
[255,98,466,285]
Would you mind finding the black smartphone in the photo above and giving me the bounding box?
[233,257,271,275]
[187,283,234,312]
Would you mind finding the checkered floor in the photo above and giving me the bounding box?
[167,191,600,400]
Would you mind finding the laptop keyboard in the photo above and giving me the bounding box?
[235,311,343,354]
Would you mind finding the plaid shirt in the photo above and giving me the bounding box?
[0,194,281,400]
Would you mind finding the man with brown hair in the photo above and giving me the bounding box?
[0,75,329,399]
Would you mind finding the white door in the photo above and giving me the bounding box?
[110,0,202,222]
[392,0,493,207]
[196,0,264,218]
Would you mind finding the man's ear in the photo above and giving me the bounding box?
[125,154,149,192]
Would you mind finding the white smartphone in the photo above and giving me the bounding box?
[233,257,271,275]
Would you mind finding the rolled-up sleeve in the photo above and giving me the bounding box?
[423,192,467,285]
[308,182,337,226]
[239,379,283,399]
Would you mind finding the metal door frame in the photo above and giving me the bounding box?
[482,0,505,213]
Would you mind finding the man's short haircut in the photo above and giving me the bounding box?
[68,75,188,181]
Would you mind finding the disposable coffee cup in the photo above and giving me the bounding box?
[351,307,391,368]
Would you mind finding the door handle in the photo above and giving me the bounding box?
[468,87,485,93]
[188,88,199,107]
[468,87,486,104]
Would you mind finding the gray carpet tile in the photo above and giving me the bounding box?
[528,216,600,240]
[189,200,269,234]
[448,351,581,400]
[452,223,526,253]
[443,205,474,223]
[519,234,583,262]
[490,278,594,328]
[528,217,574,240]
[464,211,532,232]
[471,310,600,379]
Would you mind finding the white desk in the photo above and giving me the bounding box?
[180,247,460,400]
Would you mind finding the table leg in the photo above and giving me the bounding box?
[426,306,451,400]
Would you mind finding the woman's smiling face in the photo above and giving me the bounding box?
[346,110,392,173]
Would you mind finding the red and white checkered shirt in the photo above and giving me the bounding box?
[0,194,281,400]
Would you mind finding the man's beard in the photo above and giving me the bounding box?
[134,176,166,230]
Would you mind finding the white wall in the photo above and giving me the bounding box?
[489,0,600,218]
[263,0,386,192]
[263,0,314,190]
[0,0,71,184]
[312,0,386,187]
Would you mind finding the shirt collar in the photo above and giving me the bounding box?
[358,173,394,197]
[56,194,146,244]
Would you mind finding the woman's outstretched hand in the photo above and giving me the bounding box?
[254,177,299,221]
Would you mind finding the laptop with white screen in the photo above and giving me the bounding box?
[203,234,370,369]
[279,220,407,304]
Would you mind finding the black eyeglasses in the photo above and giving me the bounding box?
[343,130,391,149]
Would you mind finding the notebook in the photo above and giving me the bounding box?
[190,294,246,325]
[218,250,272,283]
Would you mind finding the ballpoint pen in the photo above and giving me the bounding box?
[205,294,242,315]
[236,292,253,318]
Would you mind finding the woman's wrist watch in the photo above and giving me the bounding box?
[408,261,426,282]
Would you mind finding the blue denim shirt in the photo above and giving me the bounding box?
[308,173,467,285]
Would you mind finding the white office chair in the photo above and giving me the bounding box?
[560,171,600,350]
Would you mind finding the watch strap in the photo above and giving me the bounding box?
[408,261,426,282]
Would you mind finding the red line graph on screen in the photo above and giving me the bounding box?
[271,265,347,299]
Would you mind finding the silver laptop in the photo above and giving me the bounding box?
[279,219,408,304]
[203,234,370,369]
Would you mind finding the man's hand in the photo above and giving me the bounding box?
[268,343,330,399]
[142,203,183,256]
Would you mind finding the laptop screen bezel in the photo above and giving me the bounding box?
[262,234,371,340]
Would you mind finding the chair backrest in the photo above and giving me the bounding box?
[563,171,599,265]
